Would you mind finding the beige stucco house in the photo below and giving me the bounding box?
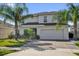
[0,20,14,39]
[19,11,69,40]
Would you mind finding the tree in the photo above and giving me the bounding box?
[57,3,79,40]
[56,10,69,30]
[0,3,33,40]
[68,4,79,40]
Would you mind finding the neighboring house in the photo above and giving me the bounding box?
[0,20,14,39]
[19,11,69,40]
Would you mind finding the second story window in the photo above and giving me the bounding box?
[44,16,47,23]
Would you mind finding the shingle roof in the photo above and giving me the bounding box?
[29,11,58,16]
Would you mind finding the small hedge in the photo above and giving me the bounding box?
[74,42,79,56]
[75,42,79,47]
[0,39,26,47]
[24,28,35,39]
[74,53,79,56]
[0,49,17,56]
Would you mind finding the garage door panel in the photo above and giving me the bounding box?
[40,29,64,39]
[40,36,63,39]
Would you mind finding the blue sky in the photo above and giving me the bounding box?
[27,3,68,14]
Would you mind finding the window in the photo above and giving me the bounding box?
[44,16,47,23]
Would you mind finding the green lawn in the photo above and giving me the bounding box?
[0,39,26,47]
[74,42,79,56]
[75,41,79,47]
[0,39,26,56]
[0,49,17,56]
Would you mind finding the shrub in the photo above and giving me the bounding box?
[36,35,40,39]
[69,32,73,38]
[8,34,15,39]
[24,29,34,39]
[74,53,79,56]
[0,49,17,56]
[0,39,26,47]
[75,42,79,47]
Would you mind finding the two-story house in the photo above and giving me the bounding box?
[19,11,69,40]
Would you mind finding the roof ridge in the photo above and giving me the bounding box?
[29,11,58,16]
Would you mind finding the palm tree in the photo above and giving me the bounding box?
[67,3,79,40]
[0,3,33,40]
[56,10,69,30]
[57,3,79,40]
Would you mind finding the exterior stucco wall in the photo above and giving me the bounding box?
[24,17,38,23]
[24,15,57,23]
[19,25,44,35]
[0,23,14,39]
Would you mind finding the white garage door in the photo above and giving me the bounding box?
[40,29,64,40]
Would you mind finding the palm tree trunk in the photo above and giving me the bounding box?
[15,20,19,40]
[74,20,77,40]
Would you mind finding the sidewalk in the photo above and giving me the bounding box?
[6,48,78,56]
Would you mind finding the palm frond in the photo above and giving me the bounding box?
[56,10,68,30]
[14,3,28,15]
[0,12,14,20]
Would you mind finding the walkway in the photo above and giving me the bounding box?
[5,40,79,56]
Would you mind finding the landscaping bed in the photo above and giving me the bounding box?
[74,42,79,56]
[74,53,79,56]
[0,39,26,56]
[0,49,17,56]
[0,39,26,47]
[75,41,79,47]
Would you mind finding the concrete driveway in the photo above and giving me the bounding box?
[6,40,79,56]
